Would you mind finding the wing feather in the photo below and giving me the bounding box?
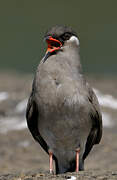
[83,84,102,160]
[26,91,49,154]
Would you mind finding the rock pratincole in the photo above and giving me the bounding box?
[26,25,102,174]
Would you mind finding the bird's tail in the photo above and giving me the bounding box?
[55,158,76,174]
[54,157,84,174]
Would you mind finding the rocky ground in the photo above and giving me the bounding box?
[0,72,117,179]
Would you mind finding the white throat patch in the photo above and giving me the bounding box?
[67,36,80,46]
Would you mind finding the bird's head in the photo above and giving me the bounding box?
[43,25,79,62]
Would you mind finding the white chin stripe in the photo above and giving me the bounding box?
[68,36,80,46]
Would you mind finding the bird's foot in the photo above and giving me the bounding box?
[49,169,54,174]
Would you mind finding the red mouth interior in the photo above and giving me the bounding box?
[46,36,62,53]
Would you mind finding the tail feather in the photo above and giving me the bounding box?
[55,159,76,174]
[54,158,84,174]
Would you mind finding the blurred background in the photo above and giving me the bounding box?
[0,0,117,75]
[0,0,117,174]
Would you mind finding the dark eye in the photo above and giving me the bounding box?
[61,32,71,41]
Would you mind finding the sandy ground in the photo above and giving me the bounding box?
[0,72,117,179]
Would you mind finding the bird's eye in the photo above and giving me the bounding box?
[61,33,71,41]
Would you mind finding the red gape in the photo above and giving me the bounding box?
[46,36,62,53]
[49,151,53,174]
[76,148,80,172]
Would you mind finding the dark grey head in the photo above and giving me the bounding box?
[45,25,78,45]
[43,25,79,62]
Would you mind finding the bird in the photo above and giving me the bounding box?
[26,25,102,174]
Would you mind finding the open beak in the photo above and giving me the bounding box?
[45,36,62,53]
[43,36,62,62]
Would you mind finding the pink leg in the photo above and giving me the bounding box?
[49,152,53,174]
[76,148,80,172]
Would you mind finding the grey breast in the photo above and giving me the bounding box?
[34,47,92,158]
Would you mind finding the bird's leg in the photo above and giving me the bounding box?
[75,148,80,172]
[49,151,53,174]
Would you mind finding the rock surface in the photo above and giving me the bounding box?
[1,170,117,180]
[0,72,117,179]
